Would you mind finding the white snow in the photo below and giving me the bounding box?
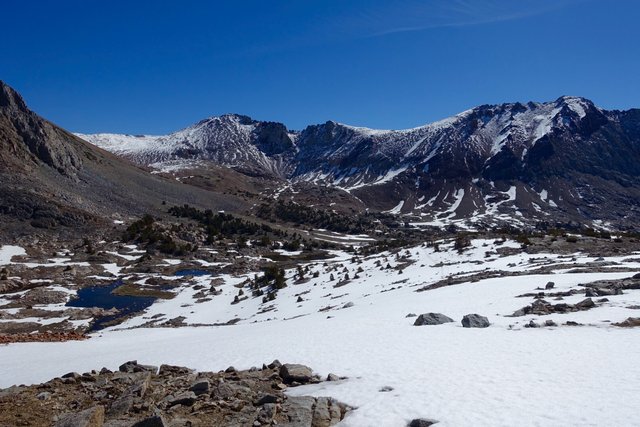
[0,245,26,265]
[384,200,405,214]
[3,239,640,426]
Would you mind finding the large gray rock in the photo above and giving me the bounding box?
[167,391,197,407]
[461,314,490,328]
[106,395,134,418]
[54,405,104,427]
[280,364,314,384]
[118,360,158,374]
[312,397,343,427]
[413,313,454,326]
[282,396,315,426]
[408,418,439,427]
[189,379,210,395]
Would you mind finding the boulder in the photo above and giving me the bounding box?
[158,364,193,375]
[131,415,168,427]
[575,298,595,310]
[545,282,555,290]
[282,396,315,426]
[280,364,313,384]
[54,405,104,427]
[408,418,439,427]
[413,313,454,326]
[107,395,134,418]
[461,314,490,328]
[189,379,210,395]
[118,360,157,374]
[168,391,197,407]
[312,397,342,427]
[256,393,279,406]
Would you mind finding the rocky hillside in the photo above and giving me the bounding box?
[0,81,247,234]
[79,96,640,229]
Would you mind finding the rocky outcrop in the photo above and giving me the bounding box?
[613,317,640,327]
[0,360,350,427]
[510,298,598,317]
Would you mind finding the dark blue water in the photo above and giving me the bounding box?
[174,269,211,277]
[66,280,156,331]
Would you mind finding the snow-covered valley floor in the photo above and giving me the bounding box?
[1,239,640,426]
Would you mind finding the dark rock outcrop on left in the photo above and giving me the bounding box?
[0,80,246,235]
[0,360,350,427]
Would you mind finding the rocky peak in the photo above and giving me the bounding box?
[0,80,28,111]
[0,81,82,177]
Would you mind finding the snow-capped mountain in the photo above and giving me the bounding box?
[78,114,295,177]
[77,97,640,228]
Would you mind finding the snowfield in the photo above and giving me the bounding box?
[2,240,640,426]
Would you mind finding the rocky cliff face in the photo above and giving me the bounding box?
[0,81,82,177]
[0,81,247,232]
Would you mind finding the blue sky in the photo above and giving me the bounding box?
[2,0,639,133]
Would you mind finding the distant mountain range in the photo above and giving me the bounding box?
[78,96,640,229]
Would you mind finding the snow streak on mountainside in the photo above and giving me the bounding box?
[77,97,640,228]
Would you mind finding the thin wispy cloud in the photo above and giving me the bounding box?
[341,0,585,38]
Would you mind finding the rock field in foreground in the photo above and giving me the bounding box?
[0,360,350,427]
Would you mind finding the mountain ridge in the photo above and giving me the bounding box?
[76,95,640,229]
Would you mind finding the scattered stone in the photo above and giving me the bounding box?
[62,372,81,380]
[168,391,197,407]
[267,359,282,369]
[158,364,193,375]
[511,297,599,317]
[545,281,555,290]
[525,320,540,328]
[36,391,52,400]
[379,386,394,392]
[255,393,279,405]
[405,313,417,318]
[613,317,640,327]
[119,360,157,374]
[544,320,558,327]
[461,314,490,328]
[413,313,454,326]
[107,394,134,417]
[279,364,313,384]
[189,379,210,395]
[326,373,341,382]
[54,405,104,427]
